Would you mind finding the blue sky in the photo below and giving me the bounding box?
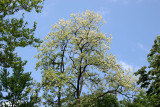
[15,0,160,92]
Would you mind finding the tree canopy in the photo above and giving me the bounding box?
[36,10,137,107]
[0,0,44,68]
[0,0,44,106]
[1,1,158,106]
[135,35,160,106]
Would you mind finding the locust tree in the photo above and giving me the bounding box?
[36,10,137,107]
[0,0,44,106]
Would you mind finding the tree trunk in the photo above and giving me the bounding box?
[76,74,81,107]
[76,91,81,106]
[76,99,80,107]
[58,87,61,107]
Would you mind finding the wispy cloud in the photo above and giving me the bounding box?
[97,7,110,17]
[33,0,55,19]
[137,42,149,53]
[41,1,55,17]
[119,60,140,72]
[119,61,134,70]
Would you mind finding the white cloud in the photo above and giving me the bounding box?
[119,61,133,70]
[33,1,55,19]
[137,42,143,49]
[41,1,55,17]
[97,7,110,17]
[137,42,149,53]
[119,61,140,72]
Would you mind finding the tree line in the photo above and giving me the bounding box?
[0,0,160,107]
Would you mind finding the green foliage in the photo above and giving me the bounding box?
[120,90,157,107]
[0,0,43,17]
[96,94,120,107]
[0,0,44,106]
[86,94,120,107]
[36,10,137,106]
[135,35,160,106]
[0,56,32,106]
[0,0,44,68]
[68,93,120,107]
[17,101,34,107]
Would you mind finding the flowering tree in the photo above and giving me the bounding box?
[36,10,137,107]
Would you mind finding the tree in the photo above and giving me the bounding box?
[0,56,32,106]
[120,90,155,107]
[135,35,160,106]
[36,10,137,107]
[0,0,44,106]
[68,93,120,107]
[0,0,44,68]
[95,94,120,107]
[82,93,120,107]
